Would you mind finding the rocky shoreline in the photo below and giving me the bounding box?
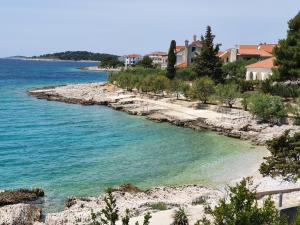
[1,82,299,224]
[28,82,299,145]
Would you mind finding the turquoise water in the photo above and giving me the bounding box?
[0,59,267,212]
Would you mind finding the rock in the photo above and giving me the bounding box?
[0,189,44,207]
[0,203,41,225]
[112,183,143,193]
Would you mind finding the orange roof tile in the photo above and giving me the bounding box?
[127,54,142,58]
[176,63,188,68]
[246,57,275,69]
[258,44,277,54]
[176,46,185,53]
[147,51,167,56]
[238,49,272,57]
[239,45,258,50]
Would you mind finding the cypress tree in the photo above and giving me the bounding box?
[167,40,177,79]
[192,26,223,83]
[274,11,300,81]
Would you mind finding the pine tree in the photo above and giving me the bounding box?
[260,131,300,182]
[274,11,300,81]
[192,26,223,83]
[167,40,177,80]
[100,188,119,225]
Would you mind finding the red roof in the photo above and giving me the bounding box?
[239,45,258,50]
[258,44,277,54]
[176,46,185,53]
[147,51,167,56]
[238,49,272,57]
[176,63,188,68]
[246,57,275,69]
[127,54,142,58]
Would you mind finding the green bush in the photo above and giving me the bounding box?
[260,131,300,182]
[172,208,189,225]
[215,82,239,108]
[190,77,215,103]
[196,177,287,225]
[248,93,287,124]
[259,80,300,98]
[149,202,168,211]
[175,68,196,81]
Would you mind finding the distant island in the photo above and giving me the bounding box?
[32,51,119,62]
[6,51,120,62]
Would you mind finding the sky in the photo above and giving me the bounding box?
[0,0,299,57]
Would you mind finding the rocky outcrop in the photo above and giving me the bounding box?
[0,189,44,207]
[28,83,300,145]
[0,203,41,225]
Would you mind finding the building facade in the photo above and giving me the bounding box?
[219,44,276,64]
[176,35,203,68]
[125,54,143,68]
[147,51,168,68]
[246,57,275,81]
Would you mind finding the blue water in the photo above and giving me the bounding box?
[0,59,267,212]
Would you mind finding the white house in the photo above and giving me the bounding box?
[176,35,203,68]
[246,57,275,80]
[125,54,143,68]
[147,51,168,68]
[219,44,276,64]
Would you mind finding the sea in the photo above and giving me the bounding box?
[0,59,267,212]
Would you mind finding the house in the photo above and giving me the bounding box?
[219,44,276,64]
[146,51,168,68]
[125,54,143,67]
[246,57,275,80]
[176,35,203,68]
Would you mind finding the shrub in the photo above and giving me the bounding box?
[248,93,287,124]
[260,131,300,182]
[215,82,239,108]
[149,202,168,211]
[152,75,170,95]
[196,177,287,225]
[172,208,189,225]
[190,77,215,103]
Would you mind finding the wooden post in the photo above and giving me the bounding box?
[279,193,283,207]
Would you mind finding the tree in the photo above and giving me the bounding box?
[121,209,131,225]
[274,11,300,81]
[215,83,239,108]
[152,75,170,96]
[100,188,119,225]
[172,208,189,225]
[196,177,287,225]
[190,77,215,103]
[248,93,286,124]
[167,40,177,79]
[137,56,154,68]
[169,79,182,100]
[260,131,300,182]
[192,26,223,83]
[222,59,259,80]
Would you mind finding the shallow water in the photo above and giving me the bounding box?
[0,59,267,212]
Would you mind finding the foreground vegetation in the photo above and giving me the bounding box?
[88,178,292,225]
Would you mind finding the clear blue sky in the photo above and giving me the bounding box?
[0,0,299,57]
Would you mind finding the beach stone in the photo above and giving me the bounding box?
[0,203,41,225]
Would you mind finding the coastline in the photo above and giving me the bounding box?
[1,82,298,224]
[80,66,121,72]
[28,82,299,145]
